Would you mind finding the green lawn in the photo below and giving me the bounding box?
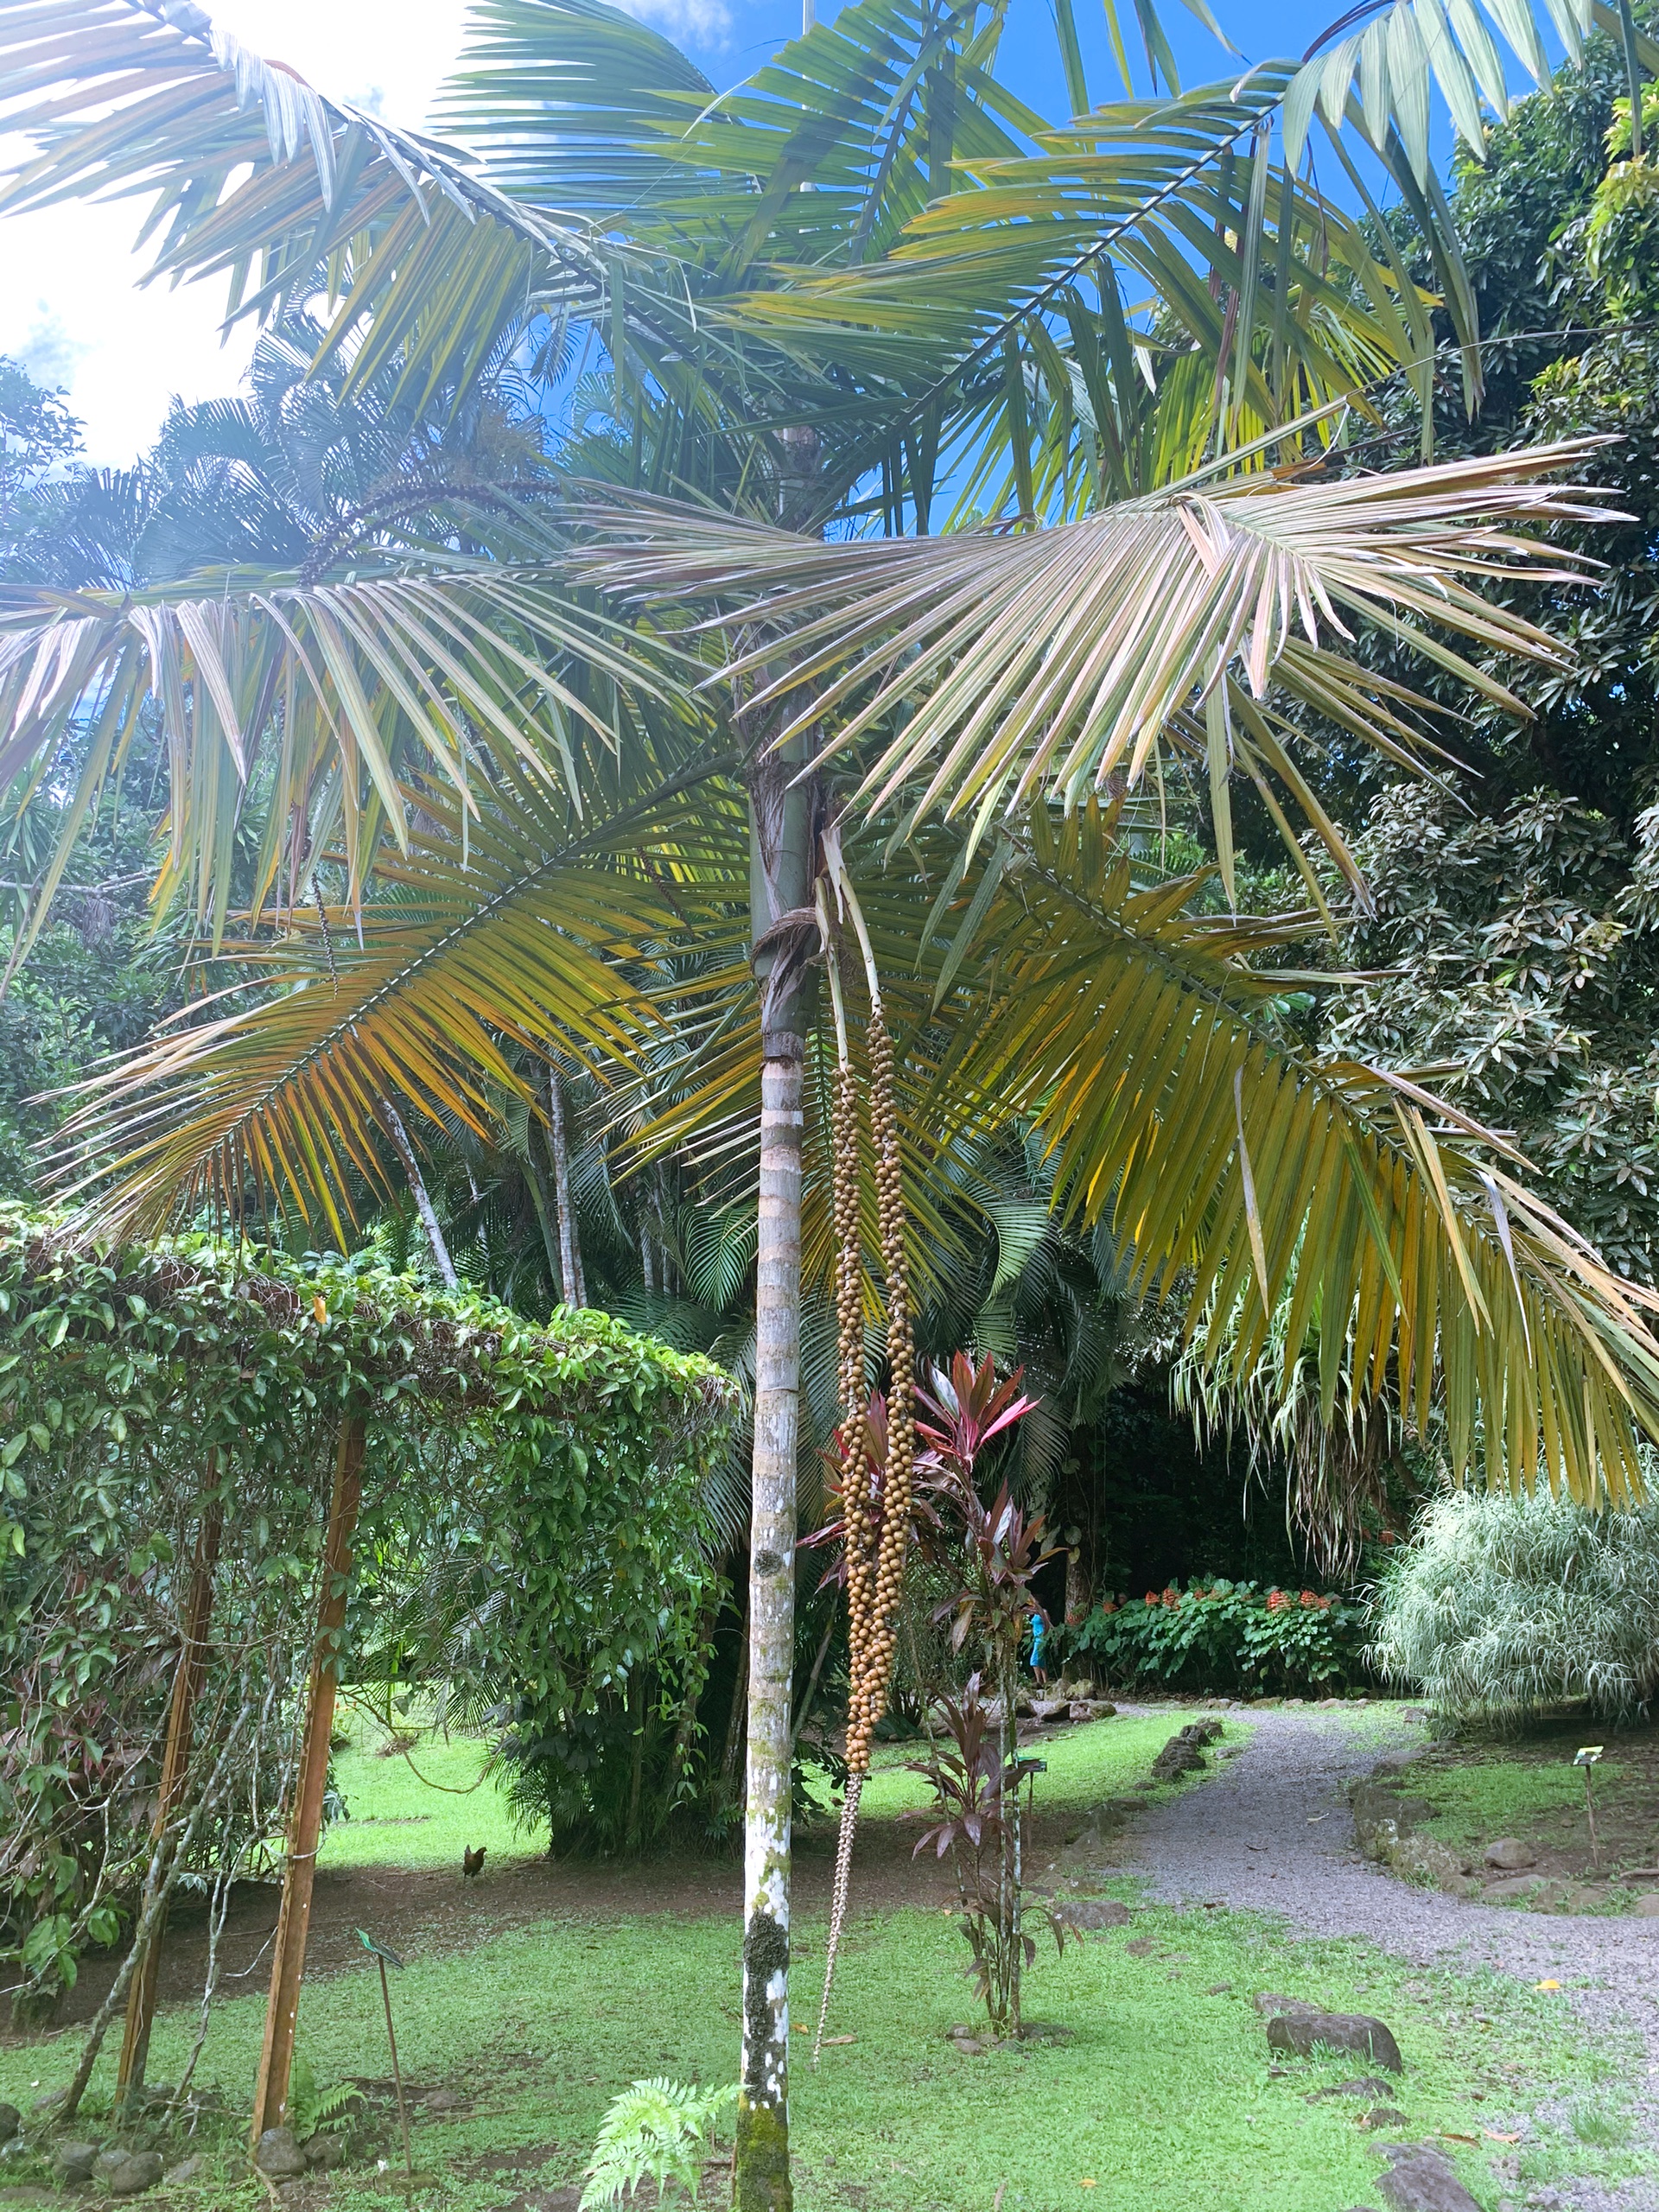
[1,1705,1643,2212]
[1415,1753,1627,1855]
[321,1700,533,1872]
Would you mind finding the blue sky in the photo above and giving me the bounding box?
[0,0,1504,463]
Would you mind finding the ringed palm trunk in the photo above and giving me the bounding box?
[735,725,811,2212]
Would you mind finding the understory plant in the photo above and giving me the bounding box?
[1069,1579,1368,1694]
[906,1677,1062,2037]
[579,2079,737,2208]
[918,1355,1055,2034]
[1370,1486,1659,1719]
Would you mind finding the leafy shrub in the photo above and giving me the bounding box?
[579,2079,735,2208]
[0,1211,734,2000]
[1370,1487,1659,1720]
[1067,1579,1368,1694]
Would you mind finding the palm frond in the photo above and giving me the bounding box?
[0,556,696,947]
[39,767,737,1241]
[0,0,717,410]
[925,804,1659,1502]
[576,442,1618,865]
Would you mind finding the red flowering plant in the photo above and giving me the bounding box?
[1067,1577,1367,1695]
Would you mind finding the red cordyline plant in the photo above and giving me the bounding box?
[906,1673,1065,2033]
[806,1352,1058,2035]
[914,1354,1058,2037]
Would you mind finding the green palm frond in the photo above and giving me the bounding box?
[40,766,741,1241]
[0,556,696,948]
[925,804,1659,1501]
[1281,0,1659,186]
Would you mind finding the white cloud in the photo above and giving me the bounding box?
[0,0,760,463]
[619,0,734,45]
[0,2,469,466]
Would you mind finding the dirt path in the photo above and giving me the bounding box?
[1121,1705,1659,2212]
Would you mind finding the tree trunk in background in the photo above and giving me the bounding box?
[524,1137,563,1295]
[1065,1546,1091,1628]
[250,1417,365,2145]
[376,1096,458,1291]
[117,1484,223,2101]
[721,1595,750,1799]
[546,1067,587,1308]
[734,710,811,2211]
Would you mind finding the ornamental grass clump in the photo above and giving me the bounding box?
[1370,1487,1659,1720]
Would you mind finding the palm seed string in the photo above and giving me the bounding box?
[813,936,915,2064]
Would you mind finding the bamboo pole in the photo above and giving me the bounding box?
[117,1483,224,2104]
[250,1416,365,2145]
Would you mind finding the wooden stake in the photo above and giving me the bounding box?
[377,1955,413,2190]
[250,1416,365,2145]
[117,1483,224,2103]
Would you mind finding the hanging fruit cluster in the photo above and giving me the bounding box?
[835,995,915,1777]
[814,964,917,2063]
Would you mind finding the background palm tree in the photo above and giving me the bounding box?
[6,3,1659,2201]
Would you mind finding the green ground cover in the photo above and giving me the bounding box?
[1,1707,1642,2212]
[322,1702,531,1872]
[1417,1754,1627,1855]
[317,1701,1223,1871]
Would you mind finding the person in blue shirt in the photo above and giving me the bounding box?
[1028,1607,1049,1688]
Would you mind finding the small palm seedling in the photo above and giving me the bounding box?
[578,2079,737,2208]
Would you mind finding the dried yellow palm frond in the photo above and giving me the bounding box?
[0,565,693,955]
[925,804,1659,1503]
[575,441,1620,877]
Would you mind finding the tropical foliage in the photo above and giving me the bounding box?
[6,0,1659,2193]
[0,1208,733,2007]
[1069,1577,1370,1694]
[1370,1485,1659,1719]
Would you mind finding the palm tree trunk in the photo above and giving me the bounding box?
[376,1096,458,1290]
[734,728,811,2212]
[546,1066,587,1308]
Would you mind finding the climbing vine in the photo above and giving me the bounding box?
[0,1208,735,2004]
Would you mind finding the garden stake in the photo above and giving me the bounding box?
[814,923,914,2066]
[1576,1746,1604,1869]
[356,1929,412,2190]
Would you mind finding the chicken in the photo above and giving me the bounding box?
[462,1845,486,1881]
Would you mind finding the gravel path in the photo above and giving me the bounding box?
[1121,1705,1659,2211]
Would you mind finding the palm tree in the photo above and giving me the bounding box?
[5,3,1659,2200]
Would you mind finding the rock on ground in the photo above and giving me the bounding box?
[252,2126,308,2178]
[1485,1838,1538,1871]
[1266,2011,1403,2072]
[52,2143,98,2185]
[1376,2142,1483,2211]
[1057,1898,1133,1930]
